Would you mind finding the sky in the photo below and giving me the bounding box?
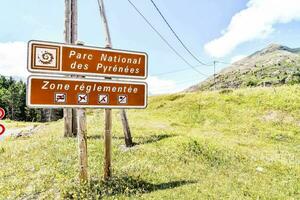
[1,0,300,94]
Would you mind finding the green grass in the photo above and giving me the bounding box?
[0,85,299,199]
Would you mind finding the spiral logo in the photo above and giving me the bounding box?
[0,108,5,136]
[38,51,54,65]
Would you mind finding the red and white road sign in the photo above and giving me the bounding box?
[0,108,5,120]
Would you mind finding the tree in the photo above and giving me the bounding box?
[0,75,62,122]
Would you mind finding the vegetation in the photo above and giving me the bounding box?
[0,76,40,121]
[0,85,299,199]
[0,75,62,122]
[198,62,300,91]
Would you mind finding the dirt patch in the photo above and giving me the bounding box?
[261,111,297,125]
[6,125,44,138]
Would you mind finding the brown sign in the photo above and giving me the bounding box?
[27,76,147,108]
[27,40,148,79]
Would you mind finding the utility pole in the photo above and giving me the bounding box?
[213,61,216,90]
[97,0,134,180]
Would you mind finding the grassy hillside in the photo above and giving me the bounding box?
[0,85,299,199]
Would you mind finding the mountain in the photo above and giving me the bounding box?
[187,44,300,92]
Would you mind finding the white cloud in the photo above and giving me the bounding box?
[0,41,28,79]
[147,76,178,95]
[204,0,300,58]
[230,55,247,63]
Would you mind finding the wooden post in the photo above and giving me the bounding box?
[97,0,133,150]
[104,108,112,180]
[64,109,73,137]
[75,41,88,182]
[64,0,78,137]
[120,109,133,147]
[64,0,88,182]
[49,108,52,121]
[77,108,88,182]
[64,0,73,137]
[71,0,78,137]
[97,0,113,180]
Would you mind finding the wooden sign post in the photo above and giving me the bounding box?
[77,107,88,182]
[97,0,135,180]
[64,0,77,138]
[26,0,148,185]
[27,0,148,184]
[98,0,114,180]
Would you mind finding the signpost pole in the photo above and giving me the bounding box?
[98,0,113,180]
[104,108,112,180]
[76,41,88,183]
[97,0,133,152]
[65,0,87,182]
[77,108,88,182]
[64,0,73,137]
[64,0,79,137]
[70,0,79,137]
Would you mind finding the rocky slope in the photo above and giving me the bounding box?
[187,44,300,91]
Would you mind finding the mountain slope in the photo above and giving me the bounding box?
[187,44,300,92]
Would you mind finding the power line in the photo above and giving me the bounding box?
[215,60,231,65]
[126,0,208,77]
[150,78,200,91]
[151,60,235,77]
[152,67,191,76]
[151,65,206,76]
[149,0,210,66]
[173,78,200,85]
[151,59,253,81]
